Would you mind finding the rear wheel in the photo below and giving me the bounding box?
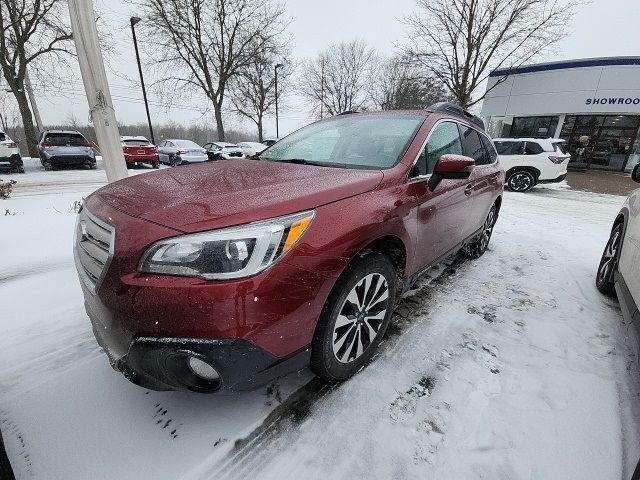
[152,161,159,169]
[506,170,535,192]
[596,222,623,296]
[311,252,396,382]
[464,204,498,259]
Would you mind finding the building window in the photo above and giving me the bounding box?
[559,115,640,171]
[508,116,559,138]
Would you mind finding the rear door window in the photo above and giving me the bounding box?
[524,142,544,155]
[45,133,86,146]
[459,126,488,165]
[480,134,498,164]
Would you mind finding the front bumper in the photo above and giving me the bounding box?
[95,330,310,393]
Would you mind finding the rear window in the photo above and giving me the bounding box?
[553,142,568,154]
[45,133,86,146]
[494,141,524,155]
[123,139,151,147]
[524,142,544,155]
[175,140,200,148]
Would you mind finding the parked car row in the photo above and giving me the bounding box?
[0,131,275,173]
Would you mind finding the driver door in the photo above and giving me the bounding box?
[408,121,474,270]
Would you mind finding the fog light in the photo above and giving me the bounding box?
[187,356,220,381]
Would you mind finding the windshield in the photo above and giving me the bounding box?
[260,114,424,169]
[175,140,201,148]
[45,133,86,146]
[123,139,151,147]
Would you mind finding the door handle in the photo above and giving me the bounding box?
[464,184,473,196]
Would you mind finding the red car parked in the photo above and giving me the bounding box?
[121,136,159,169]
[75,103,504,393]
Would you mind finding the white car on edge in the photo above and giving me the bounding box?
[493,137,570,192]
[237,141,267,157]
[597,167,640,358]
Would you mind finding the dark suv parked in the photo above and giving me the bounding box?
[38,130,96,170]
[74,103,504,393]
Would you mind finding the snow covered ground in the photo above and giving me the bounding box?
[1,163,639,479]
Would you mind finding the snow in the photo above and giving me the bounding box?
[1,163,639,479]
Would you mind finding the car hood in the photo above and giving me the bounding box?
[95,159,383,232]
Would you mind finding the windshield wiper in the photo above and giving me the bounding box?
[265,158,329,167]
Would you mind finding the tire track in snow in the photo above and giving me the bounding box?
[193,255,465,480]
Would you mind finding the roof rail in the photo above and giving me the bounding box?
[426,102,485,130]
[336,110,358,116]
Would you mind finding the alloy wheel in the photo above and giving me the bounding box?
[332,273,389,364]
[509,172,533,192]
[597,227,621,285]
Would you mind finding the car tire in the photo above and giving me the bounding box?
[169,155,178,167]
[596,222,623,296]
[15,166,24,174]
[310,251,396,383]
[152,161,159,169]
[506,170,535,192]
[464,203,498,259]
[89,163,96,170]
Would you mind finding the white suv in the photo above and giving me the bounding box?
[493,138,570,192]
[0,131,24,173]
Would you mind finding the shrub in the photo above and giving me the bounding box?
[0,179,17,199]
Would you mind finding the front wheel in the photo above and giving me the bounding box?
[311,252,396,382]
[169,155,178,167]
[596,223,623,296]
[464,204,498,259]
[506,170,535,192]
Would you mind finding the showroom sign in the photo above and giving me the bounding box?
[586,97,640,106]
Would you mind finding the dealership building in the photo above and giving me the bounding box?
[481,57,640,172]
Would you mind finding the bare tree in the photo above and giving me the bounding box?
[230,41,291,141]
[0,90,21,141]
[0,0,72,156]
[403,0,577,109]
[300,39,377,117]
[139,0,288,141]
[371,55,453,110]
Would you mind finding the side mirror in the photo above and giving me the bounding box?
[428,154,476,191]
[632,165,640,183]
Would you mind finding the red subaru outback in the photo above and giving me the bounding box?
[75,103,504,393]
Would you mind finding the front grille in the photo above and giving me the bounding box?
[75,207,114,294]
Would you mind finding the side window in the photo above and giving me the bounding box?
[459,126,488,165]
[480,134,497,164]
[413,121,462,177]
[524,142,544,155]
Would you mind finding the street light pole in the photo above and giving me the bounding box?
[274,63,284,139]
[130,17,155,145]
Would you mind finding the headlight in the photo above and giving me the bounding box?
[139,210,315,280]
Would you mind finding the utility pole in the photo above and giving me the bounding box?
[320,57,325,120]
[274,63,284,139]
[130,17,155,145]
[68,0,127,183]
[24,72,43,133]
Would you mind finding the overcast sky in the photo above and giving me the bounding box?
[32,0,640,140]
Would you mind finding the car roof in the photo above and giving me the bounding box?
[44,130,84,135]
[211,141,237,146]
[121,135,149,141]
[493,137,565,142]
